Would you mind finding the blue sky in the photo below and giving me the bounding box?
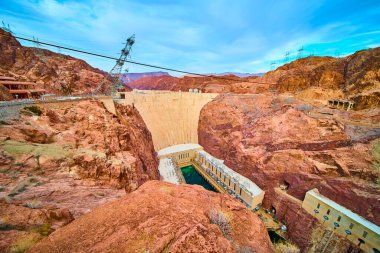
[0,0,379,75]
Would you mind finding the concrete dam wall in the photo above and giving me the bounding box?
[116,90,218,151]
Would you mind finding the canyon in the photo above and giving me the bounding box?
[0,28,379,253]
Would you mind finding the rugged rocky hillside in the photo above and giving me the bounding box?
[120,71,170,84]
[0,28,114,96]
[29,180,274,253]
[255,48,380,109]
[0,101,158,252]
[198,93,380,250]
[128,48,379,110]
[126,74,264,93]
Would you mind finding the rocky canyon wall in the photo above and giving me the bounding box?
[254,47,380,109]
[198,93,380,250]
[0,28,116,97]
[0,101,158,252]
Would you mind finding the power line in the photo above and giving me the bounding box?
[0,32,277,85]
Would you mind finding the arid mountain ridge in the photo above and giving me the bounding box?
[0,28,113,98]
[127,47,380,110]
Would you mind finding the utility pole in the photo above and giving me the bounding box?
[92,34,135,96]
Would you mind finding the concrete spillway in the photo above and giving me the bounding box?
[116,90,218,151]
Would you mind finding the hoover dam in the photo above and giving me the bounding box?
[116,89,218,151]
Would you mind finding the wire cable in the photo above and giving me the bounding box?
[0,32,277,85]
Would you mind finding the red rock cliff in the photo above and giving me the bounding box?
[29,181,274,253]
[255,48,380,109]
[0,100,159,252]
[0,28,115,96]
[127,74,263,93]
[198,93,380,250]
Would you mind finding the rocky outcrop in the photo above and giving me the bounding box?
[0,100,159,251]
[198,94,380,250]
[0,100,158,192]
[0,200,73,253]
[255,48,380,109]
[126,74,264,94]
[29,181,274,253]
[0,28,115,96]
[120,71,170,83]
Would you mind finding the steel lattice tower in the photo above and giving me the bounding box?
[93,34,135,96]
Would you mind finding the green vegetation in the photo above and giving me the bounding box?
[37,223,52,236]
[1,140,72,159]
[23,106,42,116]
[1,140,106,163]
[371,141,380,171]
[10,232,42,253]
[0,217,12,231]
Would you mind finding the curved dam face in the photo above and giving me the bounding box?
[116,90,218,151]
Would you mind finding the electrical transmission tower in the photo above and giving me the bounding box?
[92,34,135,96]
[270,61,277,70]
[284,51,290,63]
[1,21,12,33]
[297,46,304,59]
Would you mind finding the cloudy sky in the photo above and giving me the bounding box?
[1,0,379,75]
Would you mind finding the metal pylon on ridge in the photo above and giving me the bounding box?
[92,35,135,96]
[1,21,12,34]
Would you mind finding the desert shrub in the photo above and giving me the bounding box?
[10,232,42,253]
[4,195,13,203]
[371,141,380,171]
[295,104,313,112]
[283,97,294,104]
[24,199,42,209]
[209,208,232,239]
[0,217,12,230]
[273,241,300,253]
[235,245,253,253]
[0,120,10,125]
[8,182,28,197]
[37,223,52,236]
[23,106,42,116]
